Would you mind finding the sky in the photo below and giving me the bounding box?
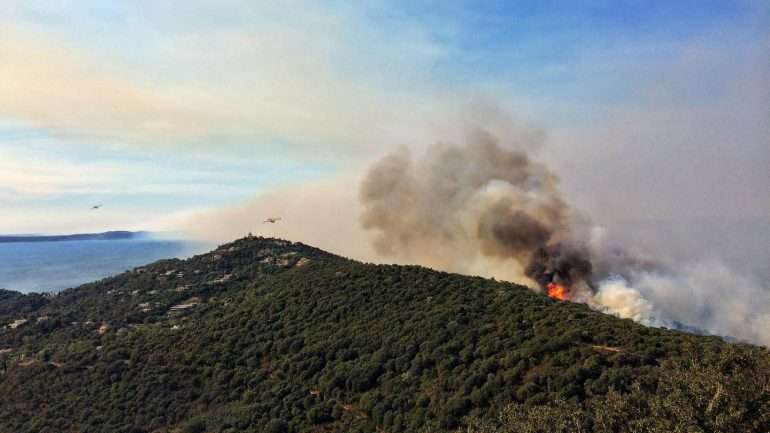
[1,0,768,246]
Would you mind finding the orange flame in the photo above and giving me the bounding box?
[547,282,569,301]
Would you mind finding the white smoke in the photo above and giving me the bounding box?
[591,277,660,325]
[627,263,770,346]
[582,253,770,346]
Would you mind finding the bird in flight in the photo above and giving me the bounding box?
[91,204,102,210]
[263,217,281,224]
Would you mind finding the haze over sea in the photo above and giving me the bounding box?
[0,236,210,293]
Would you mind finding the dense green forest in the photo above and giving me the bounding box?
[0,237,768,432]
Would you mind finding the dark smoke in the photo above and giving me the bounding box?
[477,200,551,257]
[359,129,595,295]
[526,244,593,290]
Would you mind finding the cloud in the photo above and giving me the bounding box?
[0,147,131,197]
[0,4,452,155]
[0,28,208,142]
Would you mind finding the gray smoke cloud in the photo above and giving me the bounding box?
[360,129,595,296]
[359,128,770,346]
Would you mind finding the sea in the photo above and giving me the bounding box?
[0,238,211,294]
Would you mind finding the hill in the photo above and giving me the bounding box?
[0,237,767,433]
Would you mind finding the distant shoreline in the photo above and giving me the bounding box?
[0,231,149,244]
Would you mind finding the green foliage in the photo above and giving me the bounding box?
[456,346,770,433]
[0,237,767,432]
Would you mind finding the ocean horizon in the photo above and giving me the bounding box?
[0,237,211,294]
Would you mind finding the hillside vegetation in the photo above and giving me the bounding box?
[0,237,768,433]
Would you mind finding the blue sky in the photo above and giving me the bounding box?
[0,0,767,234]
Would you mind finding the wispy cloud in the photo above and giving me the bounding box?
[0,3,454,154]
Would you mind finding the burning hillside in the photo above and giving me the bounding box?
[358,128,770,345]
[359,130,613,304]
[546,282,569,301]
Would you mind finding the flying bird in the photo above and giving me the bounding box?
[263,217,282,224]
[91,204,102,210]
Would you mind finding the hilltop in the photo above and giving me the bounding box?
[0,236,767,433]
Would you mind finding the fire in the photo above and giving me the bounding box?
[547,282,569,301]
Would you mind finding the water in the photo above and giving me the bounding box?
[0,239,211,293]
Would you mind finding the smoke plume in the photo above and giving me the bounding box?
[360,129,596,296]
[359,128,769,346]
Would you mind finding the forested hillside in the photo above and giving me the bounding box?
[0,237,767,433]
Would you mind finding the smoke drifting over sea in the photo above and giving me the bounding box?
[359,129,770,346]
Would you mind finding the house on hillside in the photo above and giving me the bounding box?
[170,297,202,312]
[8,319,27,329]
